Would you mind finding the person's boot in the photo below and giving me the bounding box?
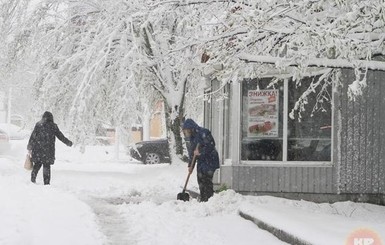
[31,173,36,183]
[43,165,51,185]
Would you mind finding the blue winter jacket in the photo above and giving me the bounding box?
[183,119,220,173]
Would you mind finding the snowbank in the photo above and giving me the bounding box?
[119,191,286,245]
[239,195,385,245]
[0,159,105,245]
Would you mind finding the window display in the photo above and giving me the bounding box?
[241,79,283,161]
[247,89,279,137]
[241,76,332,162]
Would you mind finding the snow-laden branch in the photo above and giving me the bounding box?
[238,54,385,71]
[166,27,249,54]
[348,33,385,41]
[149,0,249,8]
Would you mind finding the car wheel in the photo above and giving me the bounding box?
[145,153,161,164]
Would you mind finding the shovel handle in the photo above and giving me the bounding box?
[182,144,199,192]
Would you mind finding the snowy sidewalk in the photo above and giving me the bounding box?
[0,159,105,245]
[2,141,384,245]
[238,196,385,245]
[1,141,287,245]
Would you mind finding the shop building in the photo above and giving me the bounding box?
[206,68,385,204]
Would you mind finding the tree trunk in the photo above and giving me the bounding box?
[164,104,185,163]
[170,116,184,156]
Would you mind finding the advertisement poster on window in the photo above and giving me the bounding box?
[248,89,279,137]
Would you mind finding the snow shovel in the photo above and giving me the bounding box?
[177,152,198,201]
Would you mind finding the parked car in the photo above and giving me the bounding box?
[0,129,10,154]
[0,123,30,140]
[129,139,170,164]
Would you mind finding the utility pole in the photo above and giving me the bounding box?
[7,87,11,124]
[114,126,120,160]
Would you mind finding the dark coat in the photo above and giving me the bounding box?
[183,119,220,173]
[27,112,72,164]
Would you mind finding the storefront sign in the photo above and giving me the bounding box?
[247,89,279,137]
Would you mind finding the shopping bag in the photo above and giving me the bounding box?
[24,154,33,170]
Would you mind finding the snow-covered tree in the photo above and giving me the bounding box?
[201,0,385,116]
[129,2,211,157]
[26,1,143,146]
[26,0,212,159]
[0,0,46,125]
[0,0,30,78]
[6,0,384,159]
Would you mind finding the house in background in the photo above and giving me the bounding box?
[148,100,166,140]
[205,68,385,205]
[95,101,166,145]
[131,100,166,144]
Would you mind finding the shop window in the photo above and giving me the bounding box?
[241,76,332,162]
[241,78,284,161]
[287,77,332,161]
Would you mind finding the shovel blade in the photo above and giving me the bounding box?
[177,192,190,201]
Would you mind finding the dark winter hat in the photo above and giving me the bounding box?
[182,119,199,130]
[42,111,54,122]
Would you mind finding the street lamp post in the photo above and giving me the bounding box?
[7,87,12,124]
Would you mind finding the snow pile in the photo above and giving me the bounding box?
[240,196,385,245]
[119,191,285,245]
[0,159,105,245]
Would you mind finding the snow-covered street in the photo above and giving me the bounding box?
[0,141,288,245]
[1,140,385,245]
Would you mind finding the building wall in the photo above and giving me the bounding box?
[231,165,337,193]
[338,69,385,194]
[150,113,163,138]
[217,69,385,199]
[219,159,338,194]
[131,127,143,143]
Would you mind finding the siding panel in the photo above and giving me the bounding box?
[339,71,348,193]
[235,166,335,194]
[272,167,279,192]
[278,167,285,192]
[319,167,327,193]
[327,167,334,193]
[345,70,355,192]
[256,167,263,192]
[290,167,297,192]
[296,167,302,192]
[307,167,314,193]
[338,69,385,194]
[359,80,367,193]
[284,167,291,192]
[376,72,385,194]
[366,75,375,193]
[244,167,253,191]
[375,73,382,193]
[234,167,240,191]
[266,167,273,192]
[302,167,309,193]
[314,167,321,193]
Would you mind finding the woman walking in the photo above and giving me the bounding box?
[27,111,73,185]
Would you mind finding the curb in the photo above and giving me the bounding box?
[239,211,313,245]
